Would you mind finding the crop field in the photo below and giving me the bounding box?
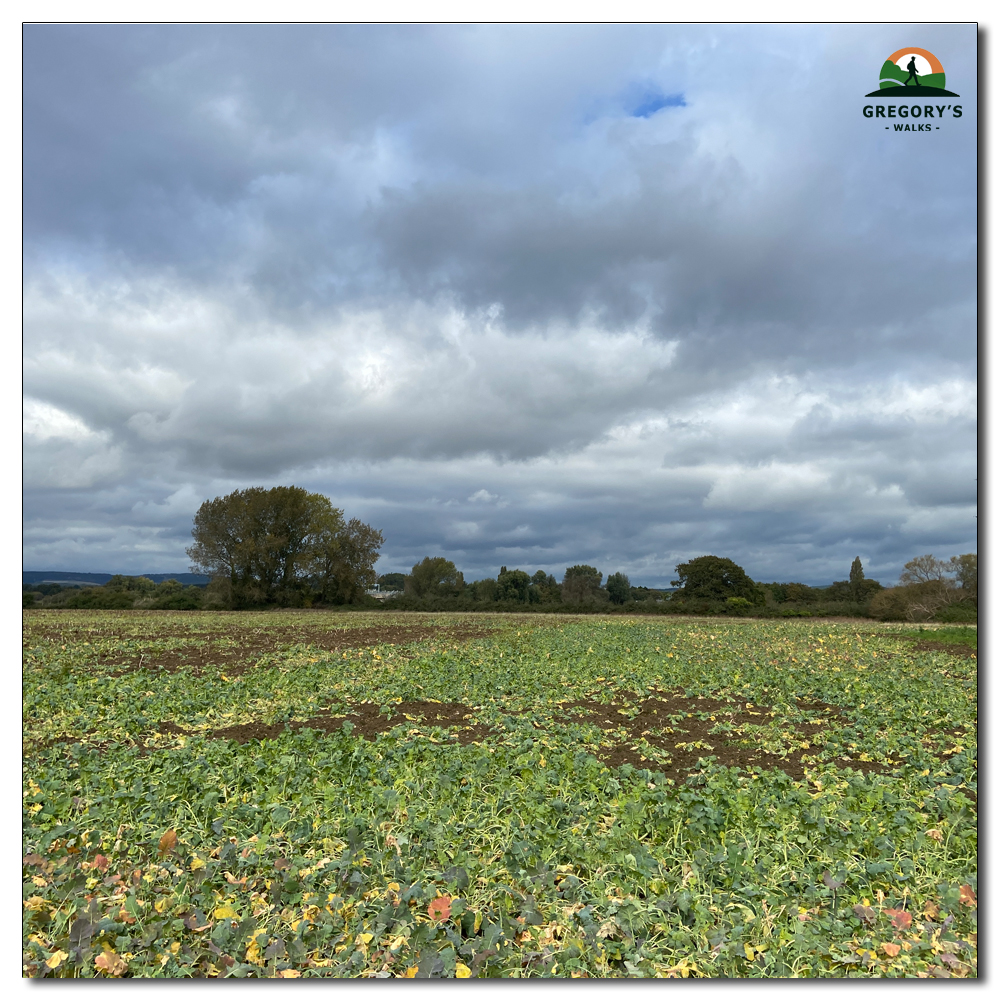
[22,610,977,978]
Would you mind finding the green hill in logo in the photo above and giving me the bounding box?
[865,48,959,98]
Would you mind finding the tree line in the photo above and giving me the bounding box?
[22,483,976,622]
[378,551,976,622]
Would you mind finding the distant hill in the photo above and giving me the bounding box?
[23,571,211,587]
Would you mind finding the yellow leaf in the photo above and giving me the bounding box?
[744,944,755,961]
[404,966,419,978]
[214,905,238,919]
[46,950,69,970]
[455,962,473,978]
[356,933,373,946]
[278,969,301,977]
[155,898,170,914]
[190,857,205,871]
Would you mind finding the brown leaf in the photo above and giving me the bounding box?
[427,895,452,921]
[853,904,876,924]
[940,953,962,969]
[92,854,110,873]
[880,942,901,958]
[925,828,944,842]
[958,885,976,908]
[274,858,291,870]
[118,907,136,926]
[885,908,912,930]
[23,853,45,868]
[94,951,127,976]
[158,830,178,857]
[923,900,940,919]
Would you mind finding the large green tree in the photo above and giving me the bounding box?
[562,565,603,603]
[496,568,531,602]
[606,572,631,605]
[405,557,465,598]
[187,486,382,607]
[672,555,759,603]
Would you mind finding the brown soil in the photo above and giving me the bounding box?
[156,700,492,746]
[39,692,902,782]
[32,624,499,677]
[555,691,886,781]
[911,640,977,659]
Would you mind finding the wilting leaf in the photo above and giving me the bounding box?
[743,943,755,961]
[94,951,127,976]
[822,871,845,890]
[278,969,301,978]
[45,950,69,970]
[940,954,962,969]
[959,885,977,908]
[428,895,452,921]
[274,858,291,870]
[158,829,178,857]
[455,962,473,978]
[853,904,876,924]
[885,908,912,930]
[403,966,419,978]
[925,829,944,843]
[92,854,109,872]
[923,900,940,919]
[880,942,901,958]
[23,853,45,867]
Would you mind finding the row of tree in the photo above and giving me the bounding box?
[22,481,975,621]
[380,552,976,621]
[389,558,646,607]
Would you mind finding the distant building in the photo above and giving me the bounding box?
[366,587,403,601]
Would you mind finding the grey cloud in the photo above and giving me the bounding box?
[22,24,978,585]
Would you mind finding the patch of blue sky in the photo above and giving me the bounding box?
[629,90,686,118]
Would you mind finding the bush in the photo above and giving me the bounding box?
[868,581,963,622]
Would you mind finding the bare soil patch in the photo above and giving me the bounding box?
[555,691,886,781]
[156,701,492,746]
[911,640,977,659]
[54,624,500,676]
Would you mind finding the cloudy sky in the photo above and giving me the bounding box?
[22,23,977,587]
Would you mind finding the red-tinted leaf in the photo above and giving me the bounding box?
[885,908,912,930]
[158,830,178,857]
[428,895,452,921]
[958,885,976,908]
[92,854,109,873]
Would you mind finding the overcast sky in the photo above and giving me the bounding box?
[23,23,977,587]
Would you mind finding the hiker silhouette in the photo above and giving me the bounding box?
[903,55,920,86]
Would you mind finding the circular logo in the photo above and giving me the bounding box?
[871,47,958,96]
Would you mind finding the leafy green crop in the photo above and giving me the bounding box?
[23,611,977,978]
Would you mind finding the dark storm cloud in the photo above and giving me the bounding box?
[22,23,977,583]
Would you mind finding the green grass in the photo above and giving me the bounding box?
[896,626,978,650]
[23,611,977,978]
